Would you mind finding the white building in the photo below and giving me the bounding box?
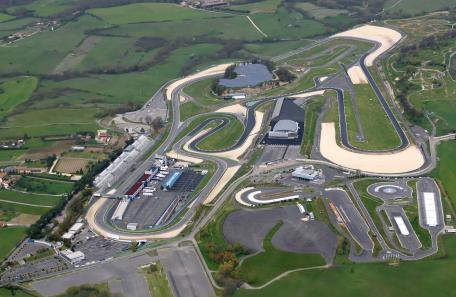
[292,166,319,181]
[61,250,85,264]
[268,120,299,139]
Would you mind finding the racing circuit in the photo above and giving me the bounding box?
[84,23,438,258]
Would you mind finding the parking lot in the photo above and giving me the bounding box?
[72,227,129,264]
[115,169,204,229]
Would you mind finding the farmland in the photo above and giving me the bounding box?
[0,76,37,119]
[54,157,91,174]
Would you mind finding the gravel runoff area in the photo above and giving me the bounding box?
[223,206,338,263]
[319,122,425,174]
[332,24,402,67]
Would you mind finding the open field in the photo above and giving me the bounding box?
[383,13,456,135]
[6,0,79,17]
[294,2,349,19]
[432,142,456,209]
[301,96,325,157]
[0,12,14,22]
[384,0,456,16]
[0,226,27,262]
[0,108,100,139]
[197,116,244,151]
[89,3,225,24]
[238,223,326,286]
[180,101,210,121]
[236,236,456,297]
[0,189,62,207]
[183,78,222,107]
[14,176,74,195]
[229,0,281,14]
[0,288,38,297]
[244,40,312,58]
[0,76,37,119]
[348,84,401,150]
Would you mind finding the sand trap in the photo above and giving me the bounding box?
[347,65,368,84]
[166,63,232,100]
[179,95,187,103]
[289,90,325,98]
[215,103,247,118]
[184,111,264,161]
[332,24,401,67]
[203,165,241,204]
[319,122,424,174]
[86,198,186,241]
[320,76,328,82]
[166,150,203,164]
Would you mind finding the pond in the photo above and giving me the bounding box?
[219,63,273,88]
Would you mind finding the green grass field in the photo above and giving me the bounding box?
[183,78,223,107]
[0,76,38,119]
[301,96,325,157]
[0,288,38,297]
[235,235,456,297]
[229,0,281,14]
[89,3,225,25]
[180,101,210,121]
[432,142,456,209]
[0,12,14,22]
[384,0,456,16]
[294,2,349,19]
[143,263,173,297]
[14,176,74,195]
[238,222,326,286]
[250,8,328,39]
[347,84,401,150]
[7,0,79,17]
[0,188,62,207]
[196,115,244,151]
[0,226,27,262]
[0,108,100,139]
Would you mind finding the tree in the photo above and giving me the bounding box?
[151,117,164,133]
[130,241,138,252]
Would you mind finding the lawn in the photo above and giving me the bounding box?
[14,176,74,195]
[0,108,100,139]
[7,0,79,17]
[143,263,173,297]
[183,78,223,107]
[196,115,244,151]
[89,3,225,25]
[229,0,281,14]
[0,12,14,22]
[0,76,38,119]
[0,188,62,207]
[238,222,326,286]
[431,142,456,209]
[294,2,348,19]
[235,235,456,297]
[250,8,329,39]
[244,40,312,58]
[56,283,113,297]
[180,101,210,121]
[300,96,325,157]
[348,84,402,150]
[0,226,27,262]
[0,288,38,297]
[100,15,262,41]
